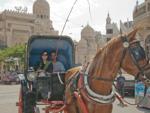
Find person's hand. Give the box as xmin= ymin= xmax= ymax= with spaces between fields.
xmin=37 ymin=69 xmax=44 ymax=73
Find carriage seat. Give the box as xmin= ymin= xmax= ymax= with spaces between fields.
xmin=36 ymin=72 xmax=65 ymax=101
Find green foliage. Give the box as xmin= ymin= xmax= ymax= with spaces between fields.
xmin=0 ymin=45 xmax=25 ymax=62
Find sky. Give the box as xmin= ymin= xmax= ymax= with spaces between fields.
xmin=0 ymin=0 xmax=145 ymax=41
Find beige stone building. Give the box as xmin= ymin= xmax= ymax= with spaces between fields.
xmin=75 ymin=0 xmax=150 ymax=64
xmin=105 ymin=13 xmax=120 ymax=40
xmin=76 ymin=25 xmax=98 ymax=64
xmin=75 ymin=14 xmax=121 ymax=64
xmin=133 ymin=0 xmax=150 ymax=57
xmin=75 ymin=24 xmax=108 ymax=64
xmin=0 ymin=0 xmax=58 ymax=47
xmin=0 ymin=0 xmax=149 ymax=65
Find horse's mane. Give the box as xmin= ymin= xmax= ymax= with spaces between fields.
xmin=88 ymin=28 xmax=139 ymax=75
xmin=89 ymin=35 xmax=121 ymax=74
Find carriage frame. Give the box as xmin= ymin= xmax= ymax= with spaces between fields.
xmin=17 ymin=35 xmax=75 ymax=113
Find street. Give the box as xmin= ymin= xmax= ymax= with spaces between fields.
xmin=0 ymin=85 xmax=150 ymax=113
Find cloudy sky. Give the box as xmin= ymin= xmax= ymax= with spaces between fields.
xmin=0 ymin=0 xmax=145 ymax=41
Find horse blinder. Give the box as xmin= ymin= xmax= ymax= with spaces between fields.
xmin=130 ymin=42 xmax=146 ymax=61
xmin=130 ymin=42 xmax=150 ymax=85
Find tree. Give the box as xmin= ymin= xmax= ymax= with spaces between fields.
xmin=0 ymin=45 xmax=25 ymax=72
xmin=0 ymin=45 xmax=25 ymax=61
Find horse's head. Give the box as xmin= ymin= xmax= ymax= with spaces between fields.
xmin=120 ymin=29 xmax=150 ymax=86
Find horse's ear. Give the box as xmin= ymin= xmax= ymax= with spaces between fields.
xmin=127 ymin=28 xmax=138 ymax=42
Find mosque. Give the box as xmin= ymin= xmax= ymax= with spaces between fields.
xmin=0 ymin=0 xmax=58 ymax=47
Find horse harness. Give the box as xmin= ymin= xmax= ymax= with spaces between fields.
xmin=67 ymin=64 xmax=116 ymax=105
xmin=82 ymin=36 xmax=150 ymax=104
xmin=68 ymin=35 xmax=150 ymax=106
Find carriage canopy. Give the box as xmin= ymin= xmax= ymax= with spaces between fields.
xmin=26 ymin=35 xmax=75 ymax=71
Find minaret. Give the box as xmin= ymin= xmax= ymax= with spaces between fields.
xmin=106 ymin=13 xmax=111 ymax=25
xmin=136 ymin=0 xmax=139 ymax=6
xmin=33 ymin=0 xmax=50 ymax=19
xmin=33 ymin=0 xmax=58 ymax=35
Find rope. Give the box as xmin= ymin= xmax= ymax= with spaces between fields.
xmin=60 ymin=0 xmax=78 ymax=36
xmin=86 ymin=0 xmax=92 ymax=22
xmin=56 ymin=0 xmax=78 ymax=56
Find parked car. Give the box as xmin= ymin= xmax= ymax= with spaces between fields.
xmin=1 ymin=72 xmax=20 ymax=84
xmin=124 ymin=79 xmax=135 ymax=97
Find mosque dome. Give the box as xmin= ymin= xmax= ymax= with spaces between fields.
xmin=81 ymin=24 xmax=95 ymax=38
xmin=33 ymin=0 xmax=50 ymax=19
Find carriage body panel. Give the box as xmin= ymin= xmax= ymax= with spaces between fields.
xmin=18 ymin=35 xmax=75 ymax=113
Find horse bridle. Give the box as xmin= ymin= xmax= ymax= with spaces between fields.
xmin=81 ymin=35 xmax=150 ymax=105
xmin=86 ymin=36 xmax=150 ymax=83
xmin=120 ymin=36 xmax=150 ymax=84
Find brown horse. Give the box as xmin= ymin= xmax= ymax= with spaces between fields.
xmin=64 ymin=29 xmax=150 ymax=113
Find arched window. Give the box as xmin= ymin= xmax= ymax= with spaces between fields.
xmin=145 ymin=34 xmax=150 ymax=59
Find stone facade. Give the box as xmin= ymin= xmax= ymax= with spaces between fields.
xmin=75 ymin=25 xmax=107 ymax=64
xmin=0 ymin=0 xmax=149 ymax=65
xmin=105 ymin=13 xmax=120 ymax=40
xmin=0 ymin=0 xmax=58 ymax=47
xmin=133 ymin=0 xmax=150 ymax=50
xmin=76 ymin=0 xmax=150 ymax=65
xmin=75 ymin=12 xmax=137 ymax=64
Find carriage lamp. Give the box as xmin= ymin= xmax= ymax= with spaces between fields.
xmin=123 ymin=42 xmax=129 ymax=48
xmin=27 ymin=71 xmax=36 ymax=81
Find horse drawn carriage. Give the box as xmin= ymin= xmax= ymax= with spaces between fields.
xmin=17 ymin=29 xmax=150 ymax=113
xmin=17 ymin=35 xmax=75 ymax=113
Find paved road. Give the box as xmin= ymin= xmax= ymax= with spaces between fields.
xmin=113 ymin=98 xmax=150 ymax=113
xmin=0 ymin=85 xmax=150 ymax=113
xmin=0 ymin=85 xmax=19 ymax=113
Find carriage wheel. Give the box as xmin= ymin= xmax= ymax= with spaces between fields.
xmin=18 ymin=87 xmax=23 ymax=113
xmin=18 ymin=82 xmax=36 ymax=113
xmin=23 ymin=91 xmax=36 ymax=113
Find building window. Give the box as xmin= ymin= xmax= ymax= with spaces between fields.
xmin=41 ymin=15 xmax=43 ymax=19
xmin=107 ymin=29 xmax=113 ymax=34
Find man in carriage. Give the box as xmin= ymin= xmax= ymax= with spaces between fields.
xmin=50 ymin=50 xmax=65 ymax=73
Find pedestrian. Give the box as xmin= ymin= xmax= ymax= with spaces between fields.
xmin=117 ymin=72 xmax=125 ymax=98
